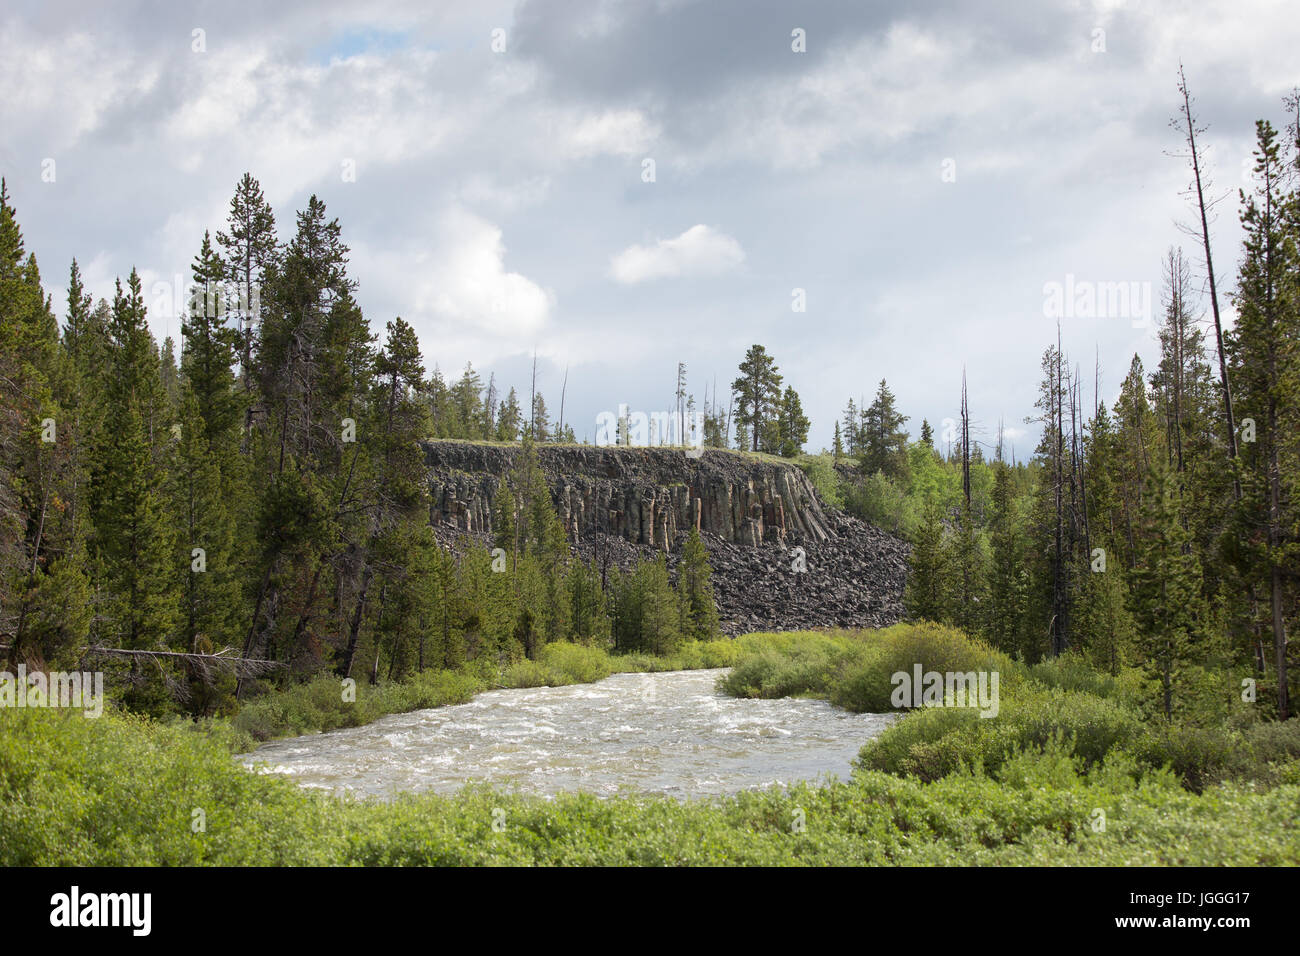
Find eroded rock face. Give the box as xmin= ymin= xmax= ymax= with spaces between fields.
xmin=424 ymin=443 xmax=834 ymax=548
xmin=422 ymin=441 xmax=908 ymax=635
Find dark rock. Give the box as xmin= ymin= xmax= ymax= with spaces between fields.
xmin=422 ymin=441 xmax=908 ymax=636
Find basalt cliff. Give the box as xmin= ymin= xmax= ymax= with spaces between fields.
xmin=423 ymin=441 xmax=908 ymax=636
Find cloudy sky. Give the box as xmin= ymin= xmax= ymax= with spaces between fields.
xmin=2 ymin=0 xmax=1297 ymax=457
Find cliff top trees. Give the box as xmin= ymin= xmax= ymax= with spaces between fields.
xmin=449 ymin=363 xmax=486 ymax=439
xmin=496 ymin=387 xmax=523 ymax=442
xmin=861 ymin=379 xmax=909 ymax=479
xmin=776 ymin=386 xmax=809 ymax=458
xmin=842 ymin=398 xmax=861 ymax=455
xmin=732 ymin=344 xmax=782 ymax=452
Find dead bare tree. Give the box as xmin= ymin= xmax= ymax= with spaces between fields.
xmin=1172 ymin=65 xmax=1240 ymax=497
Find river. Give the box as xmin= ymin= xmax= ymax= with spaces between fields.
xmin=244 ymin=668 xmax=895 ymax=800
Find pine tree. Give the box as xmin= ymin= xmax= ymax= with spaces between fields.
xmin=90 ymin=272 xmax=180 ymax=705
xmin=732 ymin=345 xmax=783 ymax=452
xmin=841 ymin=398 xmax=861 ymax=455
xmin=568 ymin=557 xmax=610 ymax=645
xmin=1128 ymin=466 xmax=1205 ymax=719
xmin=905 ymin=494 xmax=948 ymax=622
xmin=861 ymin=380 xmax=909 ymax=479
xmin=776 ymin=386 xmax=810 ymax=458
xmin=1073 ymin=560 xmax=1134 ymax=676
xmin=216 ymin=173 xmax=277 ymax=396
xmin=172 ymin=388 xmax=241 ymax=710
xmin=496 ymin=387 xmax=523 ymax=442
xmin=0 ymin=183 xmax=88 ymax=669
xmin=985 ymin=464 xmax=1028 ymax=657
xmin=183 ymin=231 xmax=241 ymax=448
xmin=450 ymin=363 xmax=485 ymax=439
xmin=1113 ymin=355 xmax=1159 ymax=570
xmin=677 ymin=528 xmax=720 ymax=640
xmin=158 ymin=337 xmax=181 ymax=414
xmin=946 ymin=501 xmax=984 ymax=637
xmin=257 ymin=194 xmax=355 ymax=468
xmin=640 ymin=556 xmax=682 ymax=656
xmin=530 ymin=392 xmax=551 ymax=442
xmin=493 ymin=437 xmax=569 ymax=656
xmin=1228 ymin=119 xmax=1296 ymax=718
xmin=338 ymin=316 xmax=426 ymax=677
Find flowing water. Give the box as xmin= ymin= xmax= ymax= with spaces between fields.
xmin=244 ymin=669 xmax=895 ymax=800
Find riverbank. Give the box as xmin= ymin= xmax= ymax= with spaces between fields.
xmin=725 ymin=623 xmax=1300 ymax=791
xmin=2 ymin=697 xmax=1296 ymax=865
xmin=3 ymin=624 xmax=1298 ymax=865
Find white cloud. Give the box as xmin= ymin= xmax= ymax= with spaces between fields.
xmin=609 ymin=224 xmax=744 ymax=283
xmin=353 ymin=205 xmax=553 ymax=365
xmin=561 ymin=108 xmax=659 ymax=158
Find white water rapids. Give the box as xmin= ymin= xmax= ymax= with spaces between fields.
xmin=244 ymin=668 xmax=895 ymax=800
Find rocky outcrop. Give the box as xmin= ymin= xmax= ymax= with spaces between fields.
xmin=424 ymin=443 xmax=834 ymax=550
xmin=422 ymin=441 xmax=908 ymax=635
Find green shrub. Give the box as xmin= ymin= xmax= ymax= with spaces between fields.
xmin=857 ymin=685 xmax=1146 ymax=781
xmin=231 ymin=669 xmax=486 ymax=744
xmin=694 ymin=638 xmax=743 ymax=668
xmin=718 ymin=632 xmax=862 ymax=700
xmin=1134 ymin=724 xmax=1238 ymax=792
xmin=830 ymin=622 xmax=1018 ymax=713
xmin=539 ymin=642 xmax=613 ymax=684
xmin=3 ymin=705 xmax=1298 ymax=866
xmin=796 ymin=454 xmax=845 ymax=510
xmin=843 ymin=470 xmax=908 ymax=534
xmin=1028 ymin=654 xmax=1121 ymax=699
xmin=1241 ymin=719 xmax=1300 ymax=765
xmin=612 ymin=638 xmax=740 ymax=672
xmin=719 ymin=625 xmax=1300 ymax=796
xmin=502 ymin=660 xmax=553 ymax=688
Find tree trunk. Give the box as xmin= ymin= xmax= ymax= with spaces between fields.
xmin=1178 ymin=67 xmax=1240 ymax=496
xmin=339 ymin=562 xmax=373 ymax=678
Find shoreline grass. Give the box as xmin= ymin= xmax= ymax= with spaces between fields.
xmin=2 ymin=700 xmax=1296 ymax=866
xmin=4 ymin=623 xmax=1297 ymax=866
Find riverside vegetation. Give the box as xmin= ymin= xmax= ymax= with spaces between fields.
xmin=2 ymin=624 xmax=1297 ymax=866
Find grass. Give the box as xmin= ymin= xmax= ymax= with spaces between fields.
xmin=4 ymin=623 xmax=1297 ymax=866
xmin=719 ymin=622 xmax=1300 ymax=793
xmin=2 ymin=702 xmax=1296 ymax=865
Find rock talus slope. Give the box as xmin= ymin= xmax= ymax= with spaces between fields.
xmin=423 ymin=441 xmax=908 ymax=635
